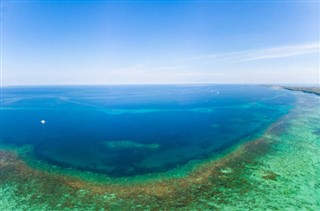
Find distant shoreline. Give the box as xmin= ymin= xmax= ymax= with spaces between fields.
xmin=280 ymin=86 xmax=320 ymax=96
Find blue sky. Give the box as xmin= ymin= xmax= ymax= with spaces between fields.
xmin=1 ymin=1 xmax=319 ymax=85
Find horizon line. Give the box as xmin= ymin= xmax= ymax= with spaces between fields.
xmin=2 ymin=82 xmax=319 ymax=88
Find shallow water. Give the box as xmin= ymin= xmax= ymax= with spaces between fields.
xmin=1 ymin=85 xmax=294 ymax=177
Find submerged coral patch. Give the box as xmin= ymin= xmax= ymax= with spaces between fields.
xmin=261 ymin=171 xmax=280 ymax=181
xmin=104 ymin=140 xmax=160 ymax=150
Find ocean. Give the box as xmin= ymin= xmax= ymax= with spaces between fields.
xmin=1 ymin=85 xmax=295 ymax=177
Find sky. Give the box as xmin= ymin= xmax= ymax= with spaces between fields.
xmin=1 ymin=1 xmax=319 ymax=85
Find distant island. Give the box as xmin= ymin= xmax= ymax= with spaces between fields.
xmin=281 ymin=86 xmax=320 ymax=96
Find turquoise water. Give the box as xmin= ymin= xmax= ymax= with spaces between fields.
xmin=1 ymin=85 xmax=294 ymax=177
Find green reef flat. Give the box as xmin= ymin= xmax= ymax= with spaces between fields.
xmin=1 ymin=92 xmax=319 ymax=210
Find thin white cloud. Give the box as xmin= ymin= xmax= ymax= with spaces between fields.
xmin=186 ymin=42 xmax=319 ymax=63
xmin=237 ymin=42 xmax=319 ymax=61
xmin=89 ymin=42 xmax=318 ymax=85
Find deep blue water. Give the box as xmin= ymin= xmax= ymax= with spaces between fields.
xmin=1 ymin=85 xmax=295 ymax=177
